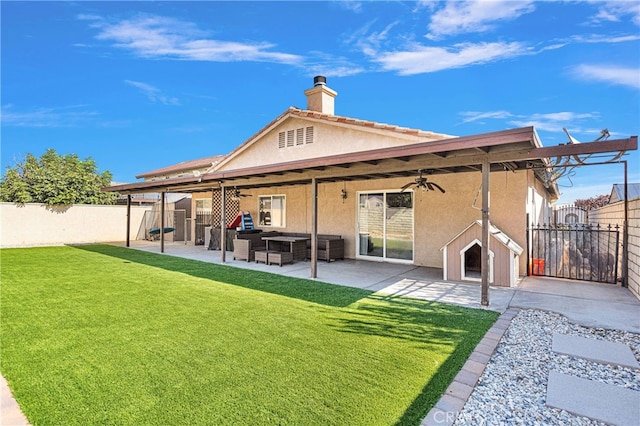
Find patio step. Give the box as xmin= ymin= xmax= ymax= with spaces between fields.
xmin=552 ymin=333 xmax=640 ymax=369
xmin=546 ymin=371 xmax=640 ymax=426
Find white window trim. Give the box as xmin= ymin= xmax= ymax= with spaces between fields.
xmin=459 ymin=239 xmax=494 ymax=283
xmin=355 ymin=189 xmax=414 ymax=264
xmin=258 ymin=194 xmax=286 ymax=228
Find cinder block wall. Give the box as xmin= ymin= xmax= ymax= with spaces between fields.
xmin=0 ymin=203 xmax=150 ymax=248
xmin=589 ymin=198 xmax=640 ymax=299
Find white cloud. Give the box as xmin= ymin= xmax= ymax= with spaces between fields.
xmin=508 ymin=112 xmax=599 ymax=133
xmin=426 ymin=0 xmax=536 ymax=39
xmin=459 ymin=109 xmax=603 ymax=136
xmin=570 ymin=64 xmax=640 ymax=89
xmin=459 ymin=110 xmax=513 ymax=124
xmin=1 ymin=104 xmax=99 ymax=127
xmin=571 ymin=34 xmax=640 ymax=44
xmin=124 ymin=80 xmax=180 ymax=105
xmin=374 ymin=41 xmax=527 ymax=75
xmin=84 ymin=14 xmax=302 ymax=65
xmin=587 ymin=1 xmax=640 ymax=26
xmin=335 ymin=1 xmax=363 ymax=13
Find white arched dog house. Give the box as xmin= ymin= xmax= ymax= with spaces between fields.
xmin=441 ymin=220 xmax=523 ymax=287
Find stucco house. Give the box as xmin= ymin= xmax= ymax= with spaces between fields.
xmin=107 ymin=77 xmax=637 ymax=290
xmin=113 ymin=76 xmax=573 ymax=287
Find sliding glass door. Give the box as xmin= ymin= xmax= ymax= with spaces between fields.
xmin=357 ymin=191 xmax=413 ymax=262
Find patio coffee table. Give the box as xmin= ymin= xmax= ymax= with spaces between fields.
xmin=262 ymin=236 xmax=310 ymax=261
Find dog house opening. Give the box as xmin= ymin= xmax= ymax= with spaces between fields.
xmin=465 ymin=243 xmax=482 ymax=279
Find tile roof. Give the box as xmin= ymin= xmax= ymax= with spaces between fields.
xmin=213 ymin=106 xmax=454 ymax=172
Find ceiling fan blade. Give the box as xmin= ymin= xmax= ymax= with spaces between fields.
xmin=400 ymin=182 xmax=415 ymax=192
xmin=431 ymin=182 xmax=446 ymax=193
xmin=426 ymin=182 xmax=435 ymax=191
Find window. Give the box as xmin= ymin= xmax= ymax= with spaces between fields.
xmin=357 ymin=191 xmax=413 ymax=262
xmin=259 ymin=195 xmax=286 ymax=227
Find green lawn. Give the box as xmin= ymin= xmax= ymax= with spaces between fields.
xmin=0 ymin=245 xmax=498 ymax=425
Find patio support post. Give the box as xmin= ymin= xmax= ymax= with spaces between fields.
xmin=623 ymin=161 xmax=628 ymax=287
xmin=221 ymin=184 xmax=227 ymax=263
xmin=481 ymin=158 xmax=490 ymax=306
xmin=126 ymin=194 xmax=131 ymax=247
xmin=311 ymin=177 xmax=318 ymax=278
xmin=160 ymin=191 xmax=165 ymax=254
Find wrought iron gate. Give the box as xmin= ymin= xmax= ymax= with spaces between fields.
xmin=195 ymin=212 xmax=212 ymax=245
xmin=528 ymin=223 xmax=620 ymax=284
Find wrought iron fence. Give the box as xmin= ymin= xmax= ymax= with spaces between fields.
xmin=529 ymin=223 xmax=619 ymax=284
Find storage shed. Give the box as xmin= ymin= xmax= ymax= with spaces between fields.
xmin=441 ymin=220 xmax=523 ymax=287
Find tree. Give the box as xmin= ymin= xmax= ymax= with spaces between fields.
xmin=0 ymin=149 xmax=118 ymax=205
xmin=574 ymin=194 xmax=610 ymax=211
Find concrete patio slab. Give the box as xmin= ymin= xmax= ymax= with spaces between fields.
xmin=509 ymin=289 xmax=640 ymax=333
xmin=376 ymin=279 xmax=514 ymax=313
xmin=546 ymin=371 xmax=640 ymax=426
xmin=1 ymin=375 xmax=29 ymax=426
xmin=553 ymin=333 xmax=640 ymax=369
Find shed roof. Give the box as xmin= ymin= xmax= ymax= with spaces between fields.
xmin=610 ymin=183 xmax=640 ymax=203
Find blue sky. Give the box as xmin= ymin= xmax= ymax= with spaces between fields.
xmin=2 ymin=1 xmax=638 ymax=203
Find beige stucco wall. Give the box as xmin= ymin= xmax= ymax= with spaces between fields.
xmin=217 ymin=117 xmax=439 ymax=171
xmin=589 ymin=197 xmax=640 ymax=299
xmin=234 ymin=168 xmax=535 ymax=276
xmin=0 ymin=203 xmax=150 ymax=248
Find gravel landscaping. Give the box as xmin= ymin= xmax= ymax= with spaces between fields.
xmin=455 ymin=309 xmax=640 ymax=425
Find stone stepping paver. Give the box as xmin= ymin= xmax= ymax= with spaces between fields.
xmin=546 ymin=371 xmax=640 ymax=426
xmin=552 ymin=333 xmax=640 ymax=369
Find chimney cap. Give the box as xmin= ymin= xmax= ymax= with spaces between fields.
xmin=313 ymin=75 xmax=327 ymax=86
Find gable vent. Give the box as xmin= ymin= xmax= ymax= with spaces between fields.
xmin=277 ymin=126 xmax=315 ymax=149
xmin=287 ymin=130 xmax=295 ymax=147
xmin=296 ymin=128 xmax=304 ymax=145
xmin=305 ymin=126 xmax=314 ymax=144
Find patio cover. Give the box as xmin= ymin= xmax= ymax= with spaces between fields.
xmin=105 ymin=126 xmax=637 ymax=306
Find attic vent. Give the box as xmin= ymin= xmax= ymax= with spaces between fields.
xmin=277 ymin=126 xmax=315 ymax=149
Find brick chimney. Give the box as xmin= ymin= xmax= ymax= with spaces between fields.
xmin=304 ymin=76 xmax=337 ymax=115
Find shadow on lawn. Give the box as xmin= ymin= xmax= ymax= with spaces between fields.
xmin=330 ymin=294 xmax=499 ymax=425
xmin=72 ymin=244 xmax=370 ymax=308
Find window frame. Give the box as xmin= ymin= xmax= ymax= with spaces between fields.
xmin=258 ymin=194 xmax=286 ymax=228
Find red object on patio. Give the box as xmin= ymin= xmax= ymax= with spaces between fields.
xmin=531 ymin=258 xmax=545 ymax=275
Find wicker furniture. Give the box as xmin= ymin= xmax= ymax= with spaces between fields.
xmin=254 ymin=250 xmax=270 ymax=264
xmin=311 ymin=235 xmax=345 ymax=262
xmin=267 ymin=251 xmax=293 ymax=267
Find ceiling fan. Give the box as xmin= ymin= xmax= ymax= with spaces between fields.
xmin=231 ymin=187 xmax=252 ymax=198
xmin=400 ymin=170 xmax=445 ymax=193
